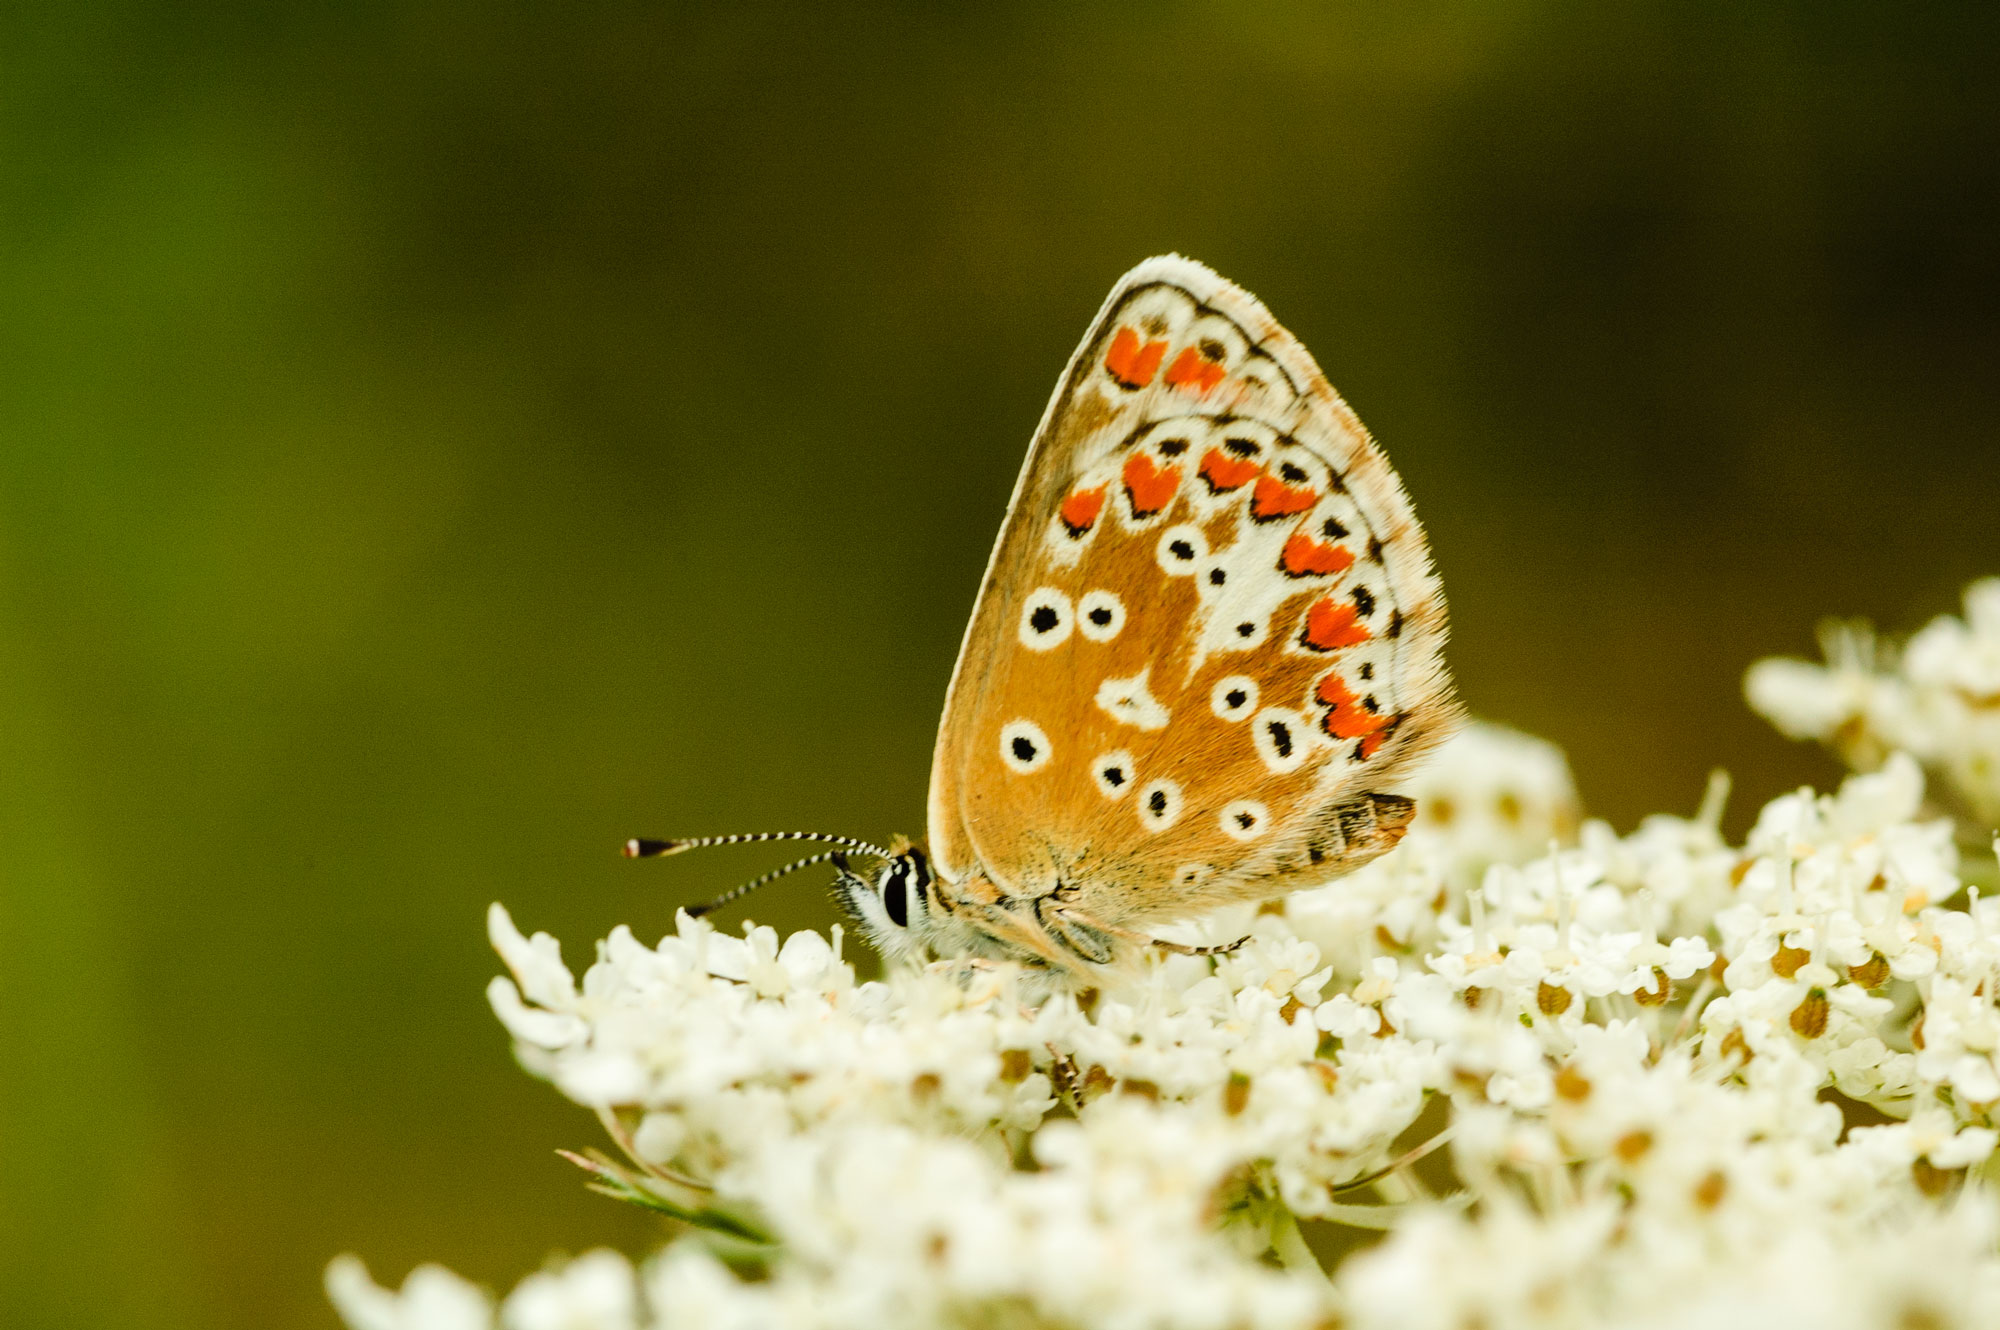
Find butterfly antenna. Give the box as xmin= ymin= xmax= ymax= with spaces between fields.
xmin=623 ymin=830 xmax=896 ymax=861
xmin=623 ymin=831 xmax=898 ymax=920
xmin=681 ymin=850 xmax=852 ymax=919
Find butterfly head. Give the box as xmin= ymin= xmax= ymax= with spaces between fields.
xmin=830 ymin=844 xmax=938 ymax=961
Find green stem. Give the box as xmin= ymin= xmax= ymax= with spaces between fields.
xmin=1267 ymin=1205 xmax=1330 ymax=1286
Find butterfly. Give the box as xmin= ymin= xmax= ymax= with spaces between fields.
xmin=630 ymin=256 xmax=1457 ymax=979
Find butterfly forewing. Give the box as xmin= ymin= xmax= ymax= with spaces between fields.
xmin=927 ymin=257 xmax=1453 ymax=931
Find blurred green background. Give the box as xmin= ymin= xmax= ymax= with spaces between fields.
xmin=3 ymin=2 xmax=1996 ymax=1325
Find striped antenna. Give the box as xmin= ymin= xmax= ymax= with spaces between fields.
xmin=623 ymin=830 xmax=898 ymax=920
xmin=681 ymin=850 xmax=852 ymax=918
xmin=623 ymin=830 xmax=896 ymax=861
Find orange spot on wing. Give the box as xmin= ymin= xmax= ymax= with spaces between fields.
xmin=1315 ymin=672 xmax=1391 ymax=744
xmin=1104 ymin=326 xmax=1167 ymax=389
xmin=1302 ymin=597 xmax=1372 ymax=652
xmin=1198 ymin=448 xmax=1261 ymax=492
xmin=1121 ymin=453 xmax=1180 ymax=518
xmin=1281 ymin=531 xmax=1355 ymax=578
xmin=1250 ymin=473 xmax=1319 ymax=521
xmin=1060 ymin=484 xmax=1107 ymax=536
xmin=1163 ymin=346 xmax=1226 ymax=393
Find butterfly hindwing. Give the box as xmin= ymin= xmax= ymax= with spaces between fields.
xmin=927 ymin=257 xmax=1454 ymax=932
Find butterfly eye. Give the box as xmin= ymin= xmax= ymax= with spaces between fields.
xmin=1252 ymin=707 xmax=1310 ymax=774
xmin=1154 ymin=523 xmax=1208 ymax=575
xmin=1017 ymin=588 xmax=1073 ymax=650
xmin=1210 ymin=675 xmax=1260 ymax=721
xmin=1092 ymin=750 xmax=1136 ymax=800
xmin=1076 ymin=590 xmax=1126 ymax=642
xmin=1219 ymin=800 xmax=1271 ymax=841
xmin=880 ymin=860 xmax=910 ymax=928
xmin=999 ymin=719 xmax=1052 ymax=774
xmin=1136 ymin=778 xmax=1184 ymax=832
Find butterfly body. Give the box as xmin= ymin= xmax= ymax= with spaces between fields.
xmin=832 ymin=256 xmax=1457 ymax=977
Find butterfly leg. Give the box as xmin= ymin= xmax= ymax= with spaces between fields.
xmin=1051 ymin=907 xmax=1249 ymax=961
xmin=921 ymin=954 xmax=1014 ymax=1003
xmin=1149 ymin=935 xmax=1250 ymax=958
xmin=956 ymin=896 xmax=1089 ymax=973
xmin=1039 ymin=906 xmax=1117 ymax=966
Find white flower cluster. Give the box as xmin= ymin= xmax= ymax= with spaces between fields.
xmin=1747 ymin=576 xmax=2000 ymax=823
xmin=332 ymin=694 xmax=2000 ymax=1329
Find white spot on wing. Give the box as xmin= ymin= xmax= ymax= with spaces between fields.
xmin=1235 ymin=358 xmax=1290 ymax=400
xmin=1096 ymin=668 xmax=1171 ymax=731
xmin=1137 ymin=778 xmax=1184 ymax=832
xmin=1155 ymin=523 xmax=1207 ymax=574
xmin=1210 ymin=675 xmax=1259 ymax=721
xmin=1092 ymin=750 xmax=1136 ymax=800
xmin=999 ymin=719 xmax=1052 ymax=774
xmin=1042 ymin=511 xmax=1093 ymax=568
xmin=1221 ymin=613 xmax=1268 ymax=650
xmin=1252 ymin=706 xmax=1309 ymax=773
xmin=1077 ymin=589 xmax=1126 ymax=642
xmin=1018 ymin=588 xmax=1073 ymax=650
xmin=1266 ymin=448 xmax=1326 ymax=494
xmin=1220 ymin=799 xmax=1271 ymax=841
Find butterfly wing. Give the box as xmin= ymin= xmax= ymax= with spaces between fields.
xmin=926 ymin=256 xmax=1455 ymax=931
